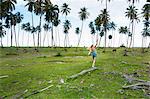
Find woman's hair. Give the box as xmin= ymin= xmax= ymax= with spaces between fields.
xmin=90 ymin=44 xmax=94 ymax=48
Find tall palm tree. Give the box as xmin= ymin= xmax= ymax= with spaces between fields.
xmin=89 ymin=21 xmax=96 ymax=44
xmin=118 ymin=26 xmax=129 ymax=47
xmin=2 ymin=0 xmax=17 ymax=12
xmin=53 ymin=19 xmax=60 ymax=47
xmin=125 ymin=5 xmax=139 ymax=48
xmin=34 ymin=0 xmax=45 ymax=47
xmin=77 ymin=7 xmax=89 ymax=47
xmin=5 ymin=12 xmax=13 ymax=47
xmin=100 ymin=9 xmax=110 ymax=49
xmin=141 ymin=28 xmax=150 ymax=48
xmin=109 ymin=21 xmax=116 ymax=47
xmin=16 ymin=12 xmax=23 ymax=47
xmin=99 ymin=30 xmax=104 ymax=47
xmin=108 ymin=35 xmax=112 ymax=47
xmin=142 ymin=2 xmax=150 ymax=49
xmin=25 ymin=0 xmax=35 ymax=27
xmin=22 ymin=22 xmax=31 ymax=46
xmin=75 ymin=27 xmax=80 ymax=46
xmin=61 ymin=3 xmax=71 ymax=20
xmin=43 ymin=23 xmax=51 ymax=46
xmin=63 ymin=20 xmax=71 ymax=47
xmin=0 ymin=22 xmax=6 ymax=47
xmin=21 ymin=23 xmax=26 ymax=46
xmin=127 ymin=0 xmax=139 ymax=5
xmin=44 ymin=3 xmax=59 ymax=47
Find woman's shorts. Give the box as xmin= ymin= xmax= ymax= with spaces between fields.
xmin=91 ymin=52 xmax=97 ymax=58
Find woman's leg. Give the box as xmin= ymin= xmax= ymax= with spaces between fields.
xmin=92 ymin=57 xmax=96 ymax=67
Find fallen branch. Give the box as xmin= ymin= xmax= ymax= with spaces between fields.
xmin=68 ymin=67 xmax=98 ymax=79
xmin=122 ymin=74 xmax=150 ymax=96
xmin=123 ymin=81 xmax=150 ymax=90
xmin=0 ymin=75 xmax=8 ymax=79
xmin=25 ymin=85 xmax=53 ymax=98
xmin=123 ymin=74 xmax=147 ymax=83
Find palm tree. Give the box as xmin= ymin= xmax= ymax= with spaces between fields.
xmin=108 ymin=35 xmax=112 ymax=47
xmin=44 ymin=3 xmax=59 ymax=47
xmin=89 ymin=21 xmax=96 ymax=44
xmin=0 ymin=22 xmax=6 ymax=47
xmin=2 ymin=0 xmax=17 ymax=12
xmin=61 ymin=3 xmax=71 ymax=20
xmin=100 ymin=9 xmax=110 ymax=49
xmin=125 ymin=5 xmax=139 ymax=48
xmin=118 ymin=26 xmax=129 ymax=47
xmin=16 ymin=12 xmax=23 ymax=47
xmin=127 ymin=0 xmax=139 ymax=5
xmin=99 ymin=30 xmax=104 ymax=47
xmin=22 ymin=22 xmax=31 ymax=46
xmin=53 ymin=19 xmax=60 ymax=47
xmin=97 ymin=0 xmax=111 ymax=10
xmin=21 ymin=23 xmax=26 ymax=46
xmin=25 ymin=0 xmax=35 ymax=27
xmin=43 ymin=23 xmax=51 ymax=46
xmin=34 ymin=0 xmax=45 ymax=47
xmin=5 ymin=12 xmax=14 ymax=47
xmin=142 ymin=2 xmax=150 ymax=48
xmin=109 ymin=21 xmax=116 ymax=47
xmin=63 ymin=20 xmax=71 ymax=47
xmin=75 ymin=27 xmax=80 ymax=46
xmin=141 ymin=28 xmax=150 ymax=49
xmin=77 ymin=7 xmax=89 ymax=47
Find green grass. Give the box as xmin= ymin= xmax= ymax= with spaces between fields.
xmin=0 ymin=47 xmax=150 ymax=98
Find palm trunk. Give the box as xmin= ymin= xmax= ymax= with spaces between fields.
xmin=98 ymin=36 xmax=102 ymax=47
xmin=77 ymin=21 xmax=84 ymax=47
xmin=64 ymin=34 xmax=67 ymax=47
xmin=58 ymin=28 xmax=60 ymax=47
xmin=22 ymin=31 xmax=24 ymax=46
xmin=67 ymin=34 xmax=70 ymax=47
xmin=17 ymin=24 xmax=20 ymax=47
xmin=129 ymin=21 xmax=134 ymax=48
xmin=126 ymin=35 xmax=129 ymax=48
xmin=7 ymin=29 xmax=9 ymax=46
xmin=47 ymin=30 xmax=50 ymax=47
xmin=1 ymin=37 xmax=3 ymax=47
xmin=14 ymin=26 xmax=17 ymax=47
xmin=51 ymin=24 xmax=54 ymax=47
xmin=132 ymin=20 xmax=135 ymax=48
xmin=10 ymin=26 xmax=13 ymax=47
xmin=33 ymin=33 xmax=36 ymax=47
xmin=92 ymin=35 xmax=94 ymax=44
xmin=27 ymin=32 xmax=29 ymax=47
xmin=43 ymin=31 xmax=47 ymax=47
xmin=104 ymin=27 xmax=107 ymax=51
xmin=113 ymin=31 xmax=115 ymax=48
xmin=37 ymin=15 xmax=42 ymax=47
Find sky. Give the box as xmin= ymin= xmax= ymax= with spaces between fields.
xmin=2 ymin=0 xmax=149 ymax=47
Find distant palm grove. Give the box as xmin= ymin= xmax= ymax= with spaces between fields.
xmin=0 ymin=0 xmax=150 ymax=48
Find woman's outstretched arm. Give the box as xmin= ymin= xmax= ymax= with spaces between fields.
xmin=95 ymin=39 xmax=98 ymax=47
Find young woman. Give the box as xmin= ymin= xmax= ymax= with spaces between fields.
xmin=88 ymin=39 xmax=98 ymax=67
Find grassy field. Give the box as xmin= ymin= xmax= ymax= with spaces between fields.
xmin=0 ymin=47 xmax=150 ymax=99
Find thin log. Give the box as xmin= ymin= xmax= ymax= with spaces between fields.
xmin=123 ymin=74 xmax=147 ymax=83
xmin=0 ymin=75 xmax=8 ymax=79
xmin=25 ymin=85 xmax=53 ymax=98
xmin=122 ymin=81 xmax=150 ymax=90
xmin=68 ymin=67 xmax=98 ymax=79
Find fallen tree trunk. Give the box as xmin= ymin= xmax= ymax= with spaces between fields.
xmin=25 ymin=85 xmax=53 ymax=98
xmin=68 ymin=67 xmax=98 ymax=79
xmin=123 ymin=81 xmax=150 ymax=90
xmin=123 ymin=74 xmax=147 ymax=84
xmin=0 ymin=75 xmax=8 ymax=79
xmin=122 ymin=74 xmax=150 ymax=97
